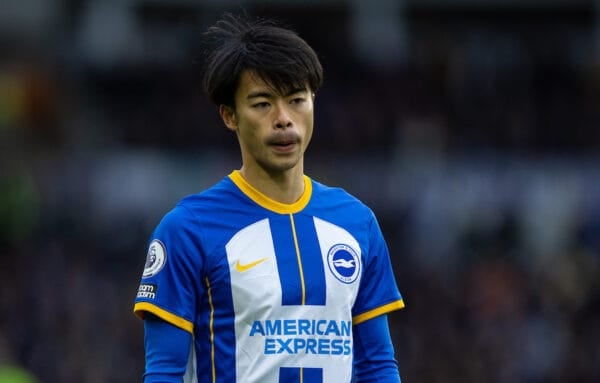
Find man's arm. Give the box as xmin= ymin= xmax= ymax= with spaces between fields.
xmin=353 ymin=314 xmax=401 ymax=383
xmin=143 ymin=314 xmax=192 ymax=383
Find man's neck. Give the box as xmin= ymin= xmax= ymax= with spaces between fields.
xmin=238 ymin=166 xmax=305 ymax=205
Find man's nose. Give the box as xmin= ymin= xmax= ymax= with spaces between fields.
xmin=273 ymin=103 xmax=293 ymax=129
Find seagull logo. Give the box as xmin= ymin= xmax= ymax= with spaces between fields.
xmin=327 ymin=244 xmax=360 ymax=284
xmin=333 ymin=259 xmax=355 ymax=268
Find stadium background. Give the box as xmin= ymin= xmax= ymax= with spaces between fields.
xmin=1 ymin=0 xmax=599 ymax=382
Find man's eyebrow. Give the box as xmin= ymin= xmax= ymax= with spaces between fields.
xmin=247 ymin=91 xmax=272 ymax=100
xmin=285 ymin=87 xmax=308 ymax=96
xmin=246 ymin=87 xmax=308 ymax=100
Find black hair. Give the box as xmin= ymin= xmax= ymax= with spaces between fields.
xmin=201 ymin=13 xmax=323 ymax=107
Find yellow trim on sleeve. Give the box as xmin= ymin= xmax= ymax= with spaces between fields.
xmin=133 ymin=302 xmax=194 ymax=334
xmin=228 ymin=170 xmax=312 ymax=214
xmin=353 ymin=299 xmax=405 ymax=325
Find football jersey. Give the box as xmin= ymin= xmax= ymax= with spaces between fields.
xmin=133 ymin=170 xmax=404 ymax=383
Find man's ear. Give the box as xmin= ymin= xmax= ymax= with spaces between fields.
xmin=219 ymin=104 xmax=237 ymax=131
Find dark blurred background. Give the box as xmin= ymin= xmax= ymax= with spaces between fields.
xmin=1 ymin=0 xmax=600 ymax=382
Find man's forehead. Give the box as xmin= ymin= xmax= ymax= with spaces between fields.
xmin=239 ymin=70 xmax=309 ymax=96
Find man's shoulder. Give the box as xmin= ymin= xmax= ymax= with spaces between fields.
xmin=176 ymin=175 xmax=238 ymax=209
xmin=311 ymin=179 xmax=368 ymax=205
xmin=157 ymin=176 xmax=239 ymax=224
xmin=309 ymin=178 xmax=374 ymax=218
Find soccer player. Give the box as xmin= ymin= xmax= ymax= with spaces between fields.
xmin=133 ymin=13 xmax=405 ymax=383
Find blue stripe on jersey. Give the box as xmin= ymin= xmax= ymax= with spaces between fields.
xmin=200 ymin=274 xmax=236 ymax=383
xmin=279 ymin=367 xmax=323 ymax=383
xmin=279 ymin=367 xmax=300 ymax=382
xmin=293 ymin=214 xmax=326 ymax=306
xmin=270 ymin=214 xmax=326 ymax=306
xmin=271 ymin=215 xmax=303 ymax=305
xmin=303 ymin=367 xmax=324 ymax=382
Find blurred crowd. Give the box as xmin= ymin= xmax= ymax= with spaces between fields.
xmin=1 ymin=1 xmax=600 ymax=382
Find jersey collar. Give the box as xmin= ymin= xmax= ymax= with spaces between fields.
xmin=228 ymin=170 xmax=312 ymax=214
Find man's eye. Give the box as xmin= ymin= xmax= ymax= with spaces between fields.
xmin=253 ymin=102 xmax=269 ymax=109
xmin=290 ymin=98 xmax=305 ymax=104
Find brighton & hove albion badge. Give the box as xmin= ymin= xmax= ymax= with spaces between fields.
xmin=327 ymin=244 xmax=361 ymax=284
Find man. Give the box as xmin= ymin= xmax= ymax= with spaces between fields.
xmin=133 ymin=14 xmax=405 ymax=383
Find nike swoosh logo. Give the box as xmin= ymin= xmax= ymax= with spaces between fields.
xmin=235 ymin=257 xmax=268 ymax=272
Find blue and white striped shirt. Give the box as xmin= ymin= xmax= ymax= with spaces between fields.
xmin=134 ymin=170 xmax=404 ymax=383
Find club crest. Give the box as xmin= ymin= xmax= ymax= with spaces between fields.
xmin=327 ymin=244 xmax=360 ymax=284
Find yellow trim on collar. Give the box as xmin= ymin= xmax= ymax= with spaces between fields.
xmin=228 ymin=170 xmax=312 ymax=214
xmin=353 ymin=299 xmax=405 ymax=325
xmin=133 ymin=302 xmax=194 ymax=334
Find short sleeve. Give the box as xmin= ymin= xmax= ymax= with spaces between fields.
xmin=352 ymin=214 xmax=404 ymax=325
xmin=133 ymin=205 xmax=203 ymax=333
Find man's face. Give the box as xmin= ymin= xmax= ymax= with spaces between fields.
xmin=220 ymin=70 xmax=314 ymax=175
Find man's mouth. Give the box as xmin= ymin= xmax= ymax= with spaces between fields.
xmin=269 ymin=134 xmax=299 ymax=147
xmin=270 ymin=138 xmax=298 ymax=152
